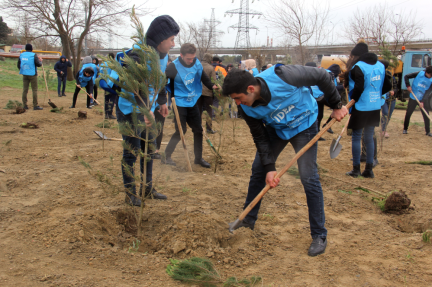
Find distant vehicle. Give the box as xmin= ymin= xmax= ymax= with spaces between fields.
xmin=10 ymin=44 xmax=25 ymax=53
xmin=0 ymin=49 xmax=4 ymax=53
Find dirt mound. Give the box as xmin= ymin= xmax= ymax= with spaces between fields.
xmin=384 ymin=191 xmax=411 ymax=213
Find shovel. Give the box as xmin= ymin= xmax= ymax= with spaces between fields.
xmin=410 ymin=91 xmax=432 ymax=122
xmin=229 ymin=99 xmax=355 ymax=233
xmin=329 ymin=115 xmax=351 ymax=159
xmin=75 ymin=83 xmax=101 ymax=105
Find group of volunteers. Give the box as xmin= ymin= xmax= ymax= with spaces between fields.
xmin=17 ymin=13 xmax=432 ymax=258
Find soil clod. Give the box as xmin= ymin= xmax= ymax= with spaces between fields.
xmin=78 ymin=111 xmax=87 ymax=119
xmin=15 ymin=106 xmax=26 ymax=114
xmin=384 ymin=191 xmax=411 ymax=213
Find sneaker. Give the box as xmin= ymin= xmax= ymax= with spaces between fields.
xmin=58 ymin=94 xmax=62 ymax=97
xmin=327 ymin=128 xmax=334 ymax=134
xmin=23 ymin=105 xmax=29 ymax=110
xmin=427 ymin=132 xmax=432 ymax=137
xmin=69 ymin=106 xmax=75 ymax=109
xmin=206 ymin=129 xmax=217 ymax=134
xmin=162 ymin=156 xmax=176 ymax=166
xmin=105 ymin=114 xmax=117 ymax=120
xmin=308 ymin=237 xmax=327 ymax=257
xmin=403 ymin=130 xmax=408 ymax=134
xmin=87 ymin=106 xmax=92 ymax=109
xmin=62 ymin=93 xmax=67 ymax=97
xmin=33 ymin=106 xmax=43 ymax=110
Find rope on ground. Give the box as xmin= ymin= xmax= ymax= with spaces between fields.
xmin=321 ymin=173 xmax=388 ymax=197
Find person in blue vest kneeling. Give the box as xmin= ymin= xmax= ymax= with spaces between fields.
xmin=344 ymin=42 xmax=391 ymax=178
xmin=17 ymin=44 xmax=43 ymax=110
xmin=222 ymin=65 xmax=347 ymax=256
xmin=403 ymin=66 xmax=432 ymax=136
xmin=163 ymin=43 xmax=218 ymax=168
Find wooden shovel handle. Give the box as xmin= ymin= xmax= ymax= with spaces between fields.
xmin=236 ymin=100 xmax=355 ymax=222
xmin=339 ymin=115 xmax=351 ymax=136
xmin=75 ymin=83 xmax=101 ymax=105
xmin=410 ymin=91 xmax=432 ymax=122
xmin=171 ymin=98 xmax=193 ymax=172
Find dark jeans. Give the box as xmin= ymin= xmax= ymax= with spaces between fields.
xmin=352 ymin=126 xmax=374 ymax=165
xmin=403 ymin=98 xmax=430 ymax=134
xmin=243 ymin=121 xmax=327 ymax=239
xmin=197 ymin=95 xmax=213 ymax=131
xmin=165 ymin=102 xmax=203 ymax=161
xmin=154 ymin=106 xmax=166 ymax=150
xmin=105 ymin=93 xmax=117 ymax=116
xmin=381 ymin=99 xmax=396 ymax=131
xmin=116 ymin=108 xmax=154 ymax=195
xmin=22 ymin=75 xmax=38 ymax=107
xmin=72 ymin=86 xmax=92 ymax=108
xmin=57 ymin=76 xmax=67 ymax=95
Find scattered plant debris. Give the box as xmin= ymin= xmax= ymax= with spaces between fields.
xmin=20 ymin=122 xmax=39 ymax=129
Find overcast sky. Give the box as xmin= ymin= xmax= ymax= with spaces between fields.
xmin=108 ymin=0 xmax=432 ymax=49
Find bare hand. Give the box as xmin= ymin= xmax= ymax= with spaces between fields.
xmin=420 ymin=102 xmax=424 ymax=109
xmin=66 ymin=59 xmax=69 ymax=62
xmin=158 ymin=104 xmax=169 ymax=117
xmin=89 ymin=93 xmax=93 ymax=99
xmin=77 ymin=84 xmax=81 ymax=89
xmin=39 ymin=57 xmax=43 ymax=62
xmin=331 ymin=106 xmax=349 ymax=122
xmin=407 ymin=86 xmax=412 ymax=93
xmin=60 ymin=71 xmax=64 ymax=74
xmin=212 ymin=85 xmax=219 ymax=90
xmin=390 ymin=91 xmax=394 ymax=96
xmin=266 ymin=171 xmax=280 ymax=189
xmin=144 ymin=111 xmax=155 ymax=127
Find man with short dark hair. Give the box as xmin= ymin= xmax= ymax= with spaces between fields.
xmin=223 ymin=65 xmax=347 ymax=256
xmin=212 ymin=56 xmax=227 ymax=78
xmin=17 ymin=44 xmax=43 ymax=110
xmin=163 ymin=43 xmax=218 ymax=168
xmin=403 ymin=65 xmax=432 ymax=136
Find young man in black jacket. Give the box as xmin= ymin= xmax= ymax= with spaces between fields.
xmin=163 ymin=43 xmax=217 ymax=168
xmin=223 ymin=65 xmax=347 ymax=256
xmin=54 ymin=55 xmax=72 ymax=97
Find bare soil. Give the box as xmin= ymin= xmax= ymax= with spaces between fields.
xmin=0 ymin=88 xmax=431 ymax=286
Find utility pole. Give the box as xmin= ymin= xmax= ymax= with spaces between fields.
xmin=203 ymin=8 xmax=224 ymax=48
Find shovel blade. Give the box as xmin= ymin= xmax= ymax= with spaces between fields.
xmin=228 ymin=219 xmax=241 ymax=234
xmin=329 ymin=139 xmax=343 ymax=159
xmin=94 ymin=130 xmax=109 ymax=140
xmin=48 ymin=101 xmax=57 ymax=109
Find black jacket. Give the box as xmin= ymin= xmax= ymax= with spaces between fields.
xmin=347 ymin=53 xmax=392 ymax=130
xmin=239 ymin=64 xmax=341 ymax=173
xmin=17 ymin=51 xmax=42 ymax=76
xmin=54 ymin=56 xmax=72 ymax=77
xmin=165 ymin=57 xmax=214 ymax=99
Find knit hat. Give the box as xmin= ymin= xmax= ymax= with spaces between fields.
xmin=327 ymin=64 xmax=341 ymax=77
xmin=213 ymin=56 xmax=221 ymax=62
xmin=25 ymin=44 xmax=33 ymax=51
xmin=351 ymin=43 xmax=368 ymax=56
xmin=146 ymin=15 xmax=180 ymax=47
xmin=305 ymin=62 xmax=317 ymax=67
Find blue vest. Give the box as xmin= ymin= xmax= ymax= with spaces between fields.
xmin=172 ymin=58 xmax=203 ymax=107
xmin=82 ymin=63 xmax=98 ymax=84
xmin=99 ymin=61 xmax=120 ymax=95
xmin=19 ymin=52 xmax=36 ymax=76
xmin=252 ymin=68 xmax=259 ymax=76
xmin=310 ymin=69 xmax=336 ymax=99
xmin=241 ymin=64 xmax=318 ymax=140
xmin=411 ymin=71 xmax=432 ymax=101
xmin=349 ymin=61 xmax=385 ymax=111
xmin=118 ymin=51 xmax=169 ymax=115
xmin=78 ymin=67 xmax=93 ymax=88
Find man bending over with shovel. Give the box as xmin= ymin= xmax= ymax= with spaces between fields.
xmin=223 ymin=65 xmax=347 ymax=256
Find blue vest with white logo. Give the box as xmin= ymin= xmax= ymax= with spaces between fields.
xmin=172 ymin=58 xmax=203 ymax=107
xmin=78 ymin=67 xmax=93 ymax=88
xmin=82 ymin=63 xmax=98 ymax=84
xmin=252 ymin=68 xmax=259 ymax=76
xmin=241 ymin=64 xmax=318 ymax=140
xmin=349 ymin=61 xmax=385 ymax=111
xmin=99 ymin=61 xmax=120 ymax=95
xmin=118 ymin=51 xmax=169 ymax=115
xmin=411 ymin=71 xmax=432 ymax=101
xmin=310 ymin=69 xmax=336 ymax=99
xmin=19 ymin=52 xmax=36 ymax=76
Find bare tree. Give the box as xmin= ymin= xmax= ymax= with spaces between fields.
xmin=343 ymin=4 xmax=423 ymax=54
xmin=2 ymin=0 xmax=149 ymax=76
xmin=265 ymin=0 xmax=329 ymax=65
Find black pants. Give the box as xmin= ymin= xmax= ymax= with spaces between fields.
xmin=403 ymin=98 xmax=430 ymax=133
xmin=72 ymin=86 xmax=92 ymax=108
xmin=93 ymin=84 xmax=98 ymax=100
xmin=154 ymin=106 xmax=165 ymax=150
xmin=164 ymin=103 xmax=203 ymax=161
xmin=197 ymin=95 xmax=213 ymax=131
xmin=105 ymin=93 xmax=117 ymax=115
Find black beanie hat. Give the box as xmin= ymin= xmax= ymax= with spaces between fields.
xmin=305 ymin=62 xmax=317 ymax=67
xmin=25 ymin=44 xmax=33 ymax=51
xmin=351 ymin=42 xmax=368 ymax=56
xmin=146 ymin=15 xmax=180 ymax=47
xmin=213 ymin=56 xmax=221 ymax=62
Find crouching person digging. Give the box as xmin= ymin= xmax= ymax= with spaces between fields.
xmin=223 ymin=66 xmax=348 ymax=256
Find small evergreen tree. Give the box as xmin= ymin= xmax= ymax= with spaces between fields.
xmin=97 ymin=8 xmax=166 ymax=236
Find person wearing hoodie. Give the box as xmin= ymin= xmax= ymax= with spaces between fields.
xmin=70 ymin=56 xmax=98 ymax=109
xmin=54 ymin=55 xmax=72 ymax=97
xmin=320 ymin=64 xmax=343 ymax=134
xmin=197 ymin=53 xmax=217 ymax=134
xmin=17 ymin=44 xmax=43 ymax=110
xmin=344 ymin=42 xmax=391 ymax=178
xmin=116 ymin=15 xmax=179 ymax=206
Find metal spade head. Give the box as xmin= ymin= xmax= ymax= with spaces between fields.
xmin=93 ymin=130 xmax=110 ymax=140
xmin=329 ymin=138 xmax=343 ymax=159
xmin=48 ymin=100 xmax=57 ymax=109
